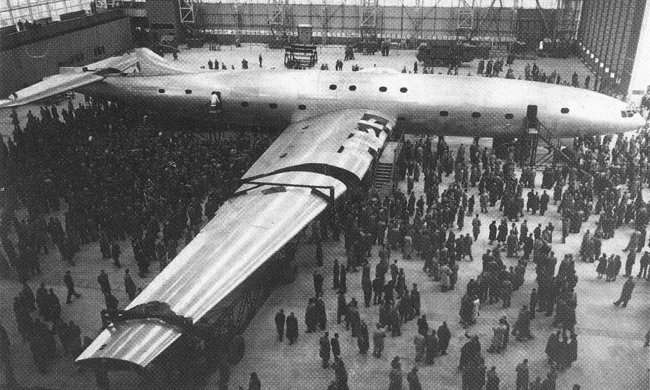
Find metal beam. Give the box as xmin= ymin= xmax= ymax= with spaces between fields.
xmin=178 ymin=0 xmax=195 ymax=24
xmin=534 ymin=0 xmax=551 ymax=38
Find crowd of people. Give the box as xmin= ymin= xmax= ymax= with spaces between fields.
xmin=0 ymin=97 xmax=274 ymax=387
xmin=0 ymin=49 xmax=648 ymax=389
xmin=278 ymin=118 xmax=650 ymax=388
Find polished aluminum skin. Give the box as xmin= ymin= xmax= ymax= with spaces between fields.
xmin=0 ymin=49 xmax=644 ymax=369
xmin=75 ymin=108 xmax=393 ymax=368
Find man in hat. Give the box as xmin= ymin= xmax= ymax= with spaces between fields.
xmin=406 ymin=366 xmax=422 ymax=390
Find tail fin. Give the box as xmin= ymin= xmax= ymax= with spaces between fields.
xmin=132 ymin=48 xmax=192 ymax=76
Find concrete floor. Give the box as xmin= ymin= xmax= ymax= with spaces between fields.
xmin=0 ymin=45 xmax=648 ymax=389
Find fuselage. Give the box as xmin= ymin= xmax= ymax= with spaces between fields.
xmin=78 ymin=70 xmax=645 ymax=137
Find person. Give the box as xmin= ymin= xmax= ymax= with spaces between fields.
xmin=124 ymin=269 xmax=137 ymax=301
xmin=248 ymin=372 xmax=261 ymax=390
xmin=487 ymin=319 xmax=506 ymax=353
xmin=319 ymin=332 xmax=331 ymax=368
xmin=389 ymin=356 xmax=403 ymax=390
xmin=275 ymin=309 xmax=285 ymax=342
xmin=331 ymin=332 xmax=341 ymax=359
xmin=516 ymin=359 xmax=529 ymax=390
xmin=313 ymin=270 xmax=324 ymax=298
xmin=438 ymin=321 xmax=451 ymax=355
xmin=373 ymin=324 xmax=386 ymax=358
xmin=358 ymin=321 xmax=370 ymax=354
xmin=613 ymin=276 xmax=635 ymax=307
xmin=472 ymin=215 xmax=481 ymax=241
xmin=333 ymin=356 xmax=349 ymax=390
xmin=97 ymin=270 xmax=111 ymax=295
xmin=258 ymin=54 xmax=263 ymax=67
xmin=63 ymin=270 xmax=81 ymax=303
xmin=425 ymin=330 xmax=438 ymax=365
xmin=414 ymin=331 xmax=426 ymax=362
xmin=459 ymin=335 xmax=481 ymax=370
xmin=110 ymin=242 xmax=121 ymax=268
xmin=406 ymin=366 xmax=422 ymax=390
xmin=486 ymin=366 xmax=500 ymax=390
xmin=330 ymin=258 xmax=340 ymax=290
xmin=286 ymin=312 xmax=298 ymax=345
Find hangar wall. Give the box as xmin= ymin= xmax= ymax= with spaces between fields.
xmin=0 ymin=10 xmax=133 ymax=98
xmin=627 ymin=0 xmax=650 ymax=104
xmin=196 ymin=4 xmax=517 ymax=41
xmin=576 ymin=0 xmax=647 ymax=94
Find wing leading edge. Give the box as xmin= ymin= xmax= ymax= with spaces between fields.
xmin=75 ymin=109 xmax=395 ymax=369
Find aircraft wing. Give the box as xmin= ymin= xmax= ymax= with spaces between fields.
xmin=0 ymin=72 xmax=105 ymax=108
xmin=76 ymin=108 xmax=395 ymax=370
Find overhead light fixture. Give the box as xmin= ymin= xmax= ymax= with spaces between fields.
xmin=600 ymin=62 xmax=604 ymax=68
xmin=605 ymin=67 xmax=609 ymax=72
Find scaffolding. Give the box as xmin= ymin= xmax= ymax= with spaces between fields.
xmin=401 ymin=0 xmax=424 ymax=40
xmin=554 ymin=0 xmax=581 ymax=41
xmin=268 ymin=0 xmax=293 ymax=39
xmin=359 ymin=0 xmax=378 ymax=40
xmin=178 ymin=0 xmax=195 ymax=24
xmin=456 ymin=0 xmax=475 ymax=40
xmin=315 ymin=0 xmax=345 ymax=44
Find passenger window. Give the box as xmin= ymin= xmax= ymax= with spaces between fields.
xmin=505 ymin=113 xmax=514 ymax=119
xmin=472 ymin=112 xmax=481 ymax=118
xmin=329 ymin=84 xmax=337 ymax=90
xmin=349 ymin=85 xmax=357 ymax=91
xmin=440 ymin=111 xmax=449 ymax=117
xmin=379 ymin=86 xmax=387 ymax=92
xmin=298 ymin=104 xmax=306 ymax=110
xmin=400 ymin=87 xmax=408 ymax=93
xmin=241 ymin=102 xmax=249 ymax=108
xmin=561 ymin=108 xmax=569 ymax=114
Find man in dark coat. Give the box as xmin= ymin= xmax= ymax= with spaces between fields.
xmin=275 ymin=309 xmax=285 ymax=342
xmin=425 ymin=330 xmax=438 ymax=365
xmin=331 ymin=332 xmax=341 ymax=358
xmin=316 ymin=298 xmax=327 ymax=330
xmin=286 ymin=312 xmax=299 ymax=345
xmin=489 ymin=221 xmax=497 ymax=244
xmin=320 ymin=332 xmax=331 ymax=368
xmin=406 ymin=366 xmax=423 ymax=390
xmin=358 ymin=321 xmax=370 ymax=354
xmin=110 ymin=242 xmax=121 ymax=268
xmin=438 ymin=321 xmax=451 ymax=355
xmin=362 ymin=274 xmax=373 ymax=307
xmin=97 ymin=270 xmax=111 ymax=296
xmin=458 ymin=335 xmax=481 ymax=370
xmin=63 ymin=270 xmax=81 ymax=303
xmin=516 ymin=358 xmax=529 ymax=390
xmin=333 ymin=259 xmax=340 ymax=289
xmin=313 ymin=270 xmax=324 ymax=298
xmin=613 ymin=276 xmax=635 ymax=307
